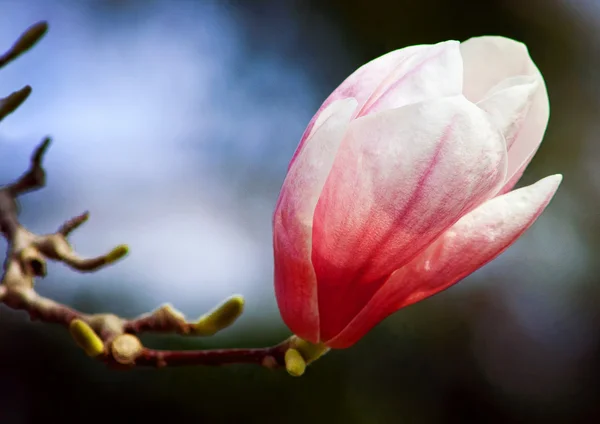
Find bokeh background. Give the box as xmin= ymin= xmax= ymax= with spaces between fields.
xmin=0 ymin=0 xmax=597 ymax=422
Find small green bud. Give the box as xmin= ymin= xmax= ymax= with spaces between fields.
xmin=69 ymin=319 xmax=104 ymax=357
xmin=192 ymin=295 xmax=244 ymax=336
xmin=105 ymin=244 xmax=129 ymax=263
xmin=284 ymin=348 xmax=306 ymax=377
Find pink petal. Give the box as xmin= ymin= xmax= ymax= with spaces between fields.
xmin=273 ymin=98 xmax=357 ymax=343
xmin=460 ymin=36 xmax=549 ymax=192
xmin=326 ymin=174 xmax=562 ymax=348
xmin=289 ymin=41 xmax=463 ymax=170
xmin=311 ymin=95 xmax=508 ymax=342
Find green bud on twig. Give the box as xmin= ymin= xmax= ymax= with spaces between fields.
xmin=191 ymin=295 xmax=245 ymax=336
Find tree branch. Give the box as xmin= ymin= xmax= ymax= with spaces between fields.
xmin=0 ymin=21 xmax=48 ymax=68
xmin=0 ymin=22 xmax=47 ymax=122
xmin=0 ymin=22 xmax=328 ymax=376
xmin=0 ymin=137 xmax=314 ymax=372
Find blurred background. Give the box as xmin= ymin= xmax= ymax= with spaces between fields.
xmin=0 ymin=0 xmax=597 ymax=422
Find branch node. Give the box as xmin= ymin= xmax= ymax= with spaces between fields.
xmin=155 ymin=304 xmax=186 ymax=326
xmin=261 ymin=355 xmax=278 ymax=369
xmin=19 ymin=246 xmax=47 ymax=278
xmin=111 ymin=334 xmax=143 ymax=365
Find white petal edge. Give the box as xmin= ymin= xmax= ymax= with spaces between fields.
xmin=477 ymin=75 xmax=539 ymax=151
xmin=460 ymin=36 xmax=549 ymax=190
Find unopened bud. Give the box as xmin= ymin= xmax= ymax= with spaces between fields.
xmin=284 ymin=349 xmax=306 ymax=377
xmin=69 ymin=319 xmax=104 ymax=357
xmin=192 ymin=295 xmax=244 ymax=336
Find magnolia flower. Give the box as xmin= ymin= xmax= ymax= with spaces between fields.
xmin=273 ymin=36 xmax=561 ymax=349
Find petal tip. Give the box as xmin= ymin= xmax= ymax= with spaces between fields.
xmin=543 ymin=173 xmax=563 ymax=188
xmin=550 ymin=173 xmax=563 ymax=188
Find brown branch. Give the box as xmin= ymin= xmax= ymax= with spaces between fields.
xmin=0 ymin=281 xmax=291 ymax=370
xmin=0 ymin=21 xmax=48 ymax=68
xmin=0 ymin=22 xmax=329 ymax=376
xmin=0 ymin=22 xmax=47 ymax=121
xmin=0 ymin=86 xmax=31 ymax=122
xmin=135 ymin=344 xmax=290 ymax=368
xmin=0 ymin=138 xmax=318 ymax=372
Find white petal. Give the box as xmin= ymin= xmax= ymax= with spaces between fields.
xmin=477 ymin=75 xmax=539 ymax=150
xmin=460 ymin=36 xmax=549 ymax=190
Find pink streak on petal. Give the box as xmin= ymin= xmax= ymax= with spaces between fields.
xmin=288 ymin=40 xmax=463 ymax=171
xmin=311 ymin=96 xmax=508 ymax=342
xmin=287 ymin=46 xmax=426 ymax=171
xmin=359 ymin=41 xmax=463 ymax=116
xmin=326 ymin=174 xmax=562 ymax=348
xmin=273 ymin=98 xmax=357 ymax=343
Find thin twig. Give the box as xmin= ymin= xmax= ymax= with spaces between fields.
xmin=0 ymin=139 xmax=295 ymax=369
xmin=0 ymin=22 xmax=322 ymax=374
xmin=0 ymin=21 xmax=48 ymax=68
